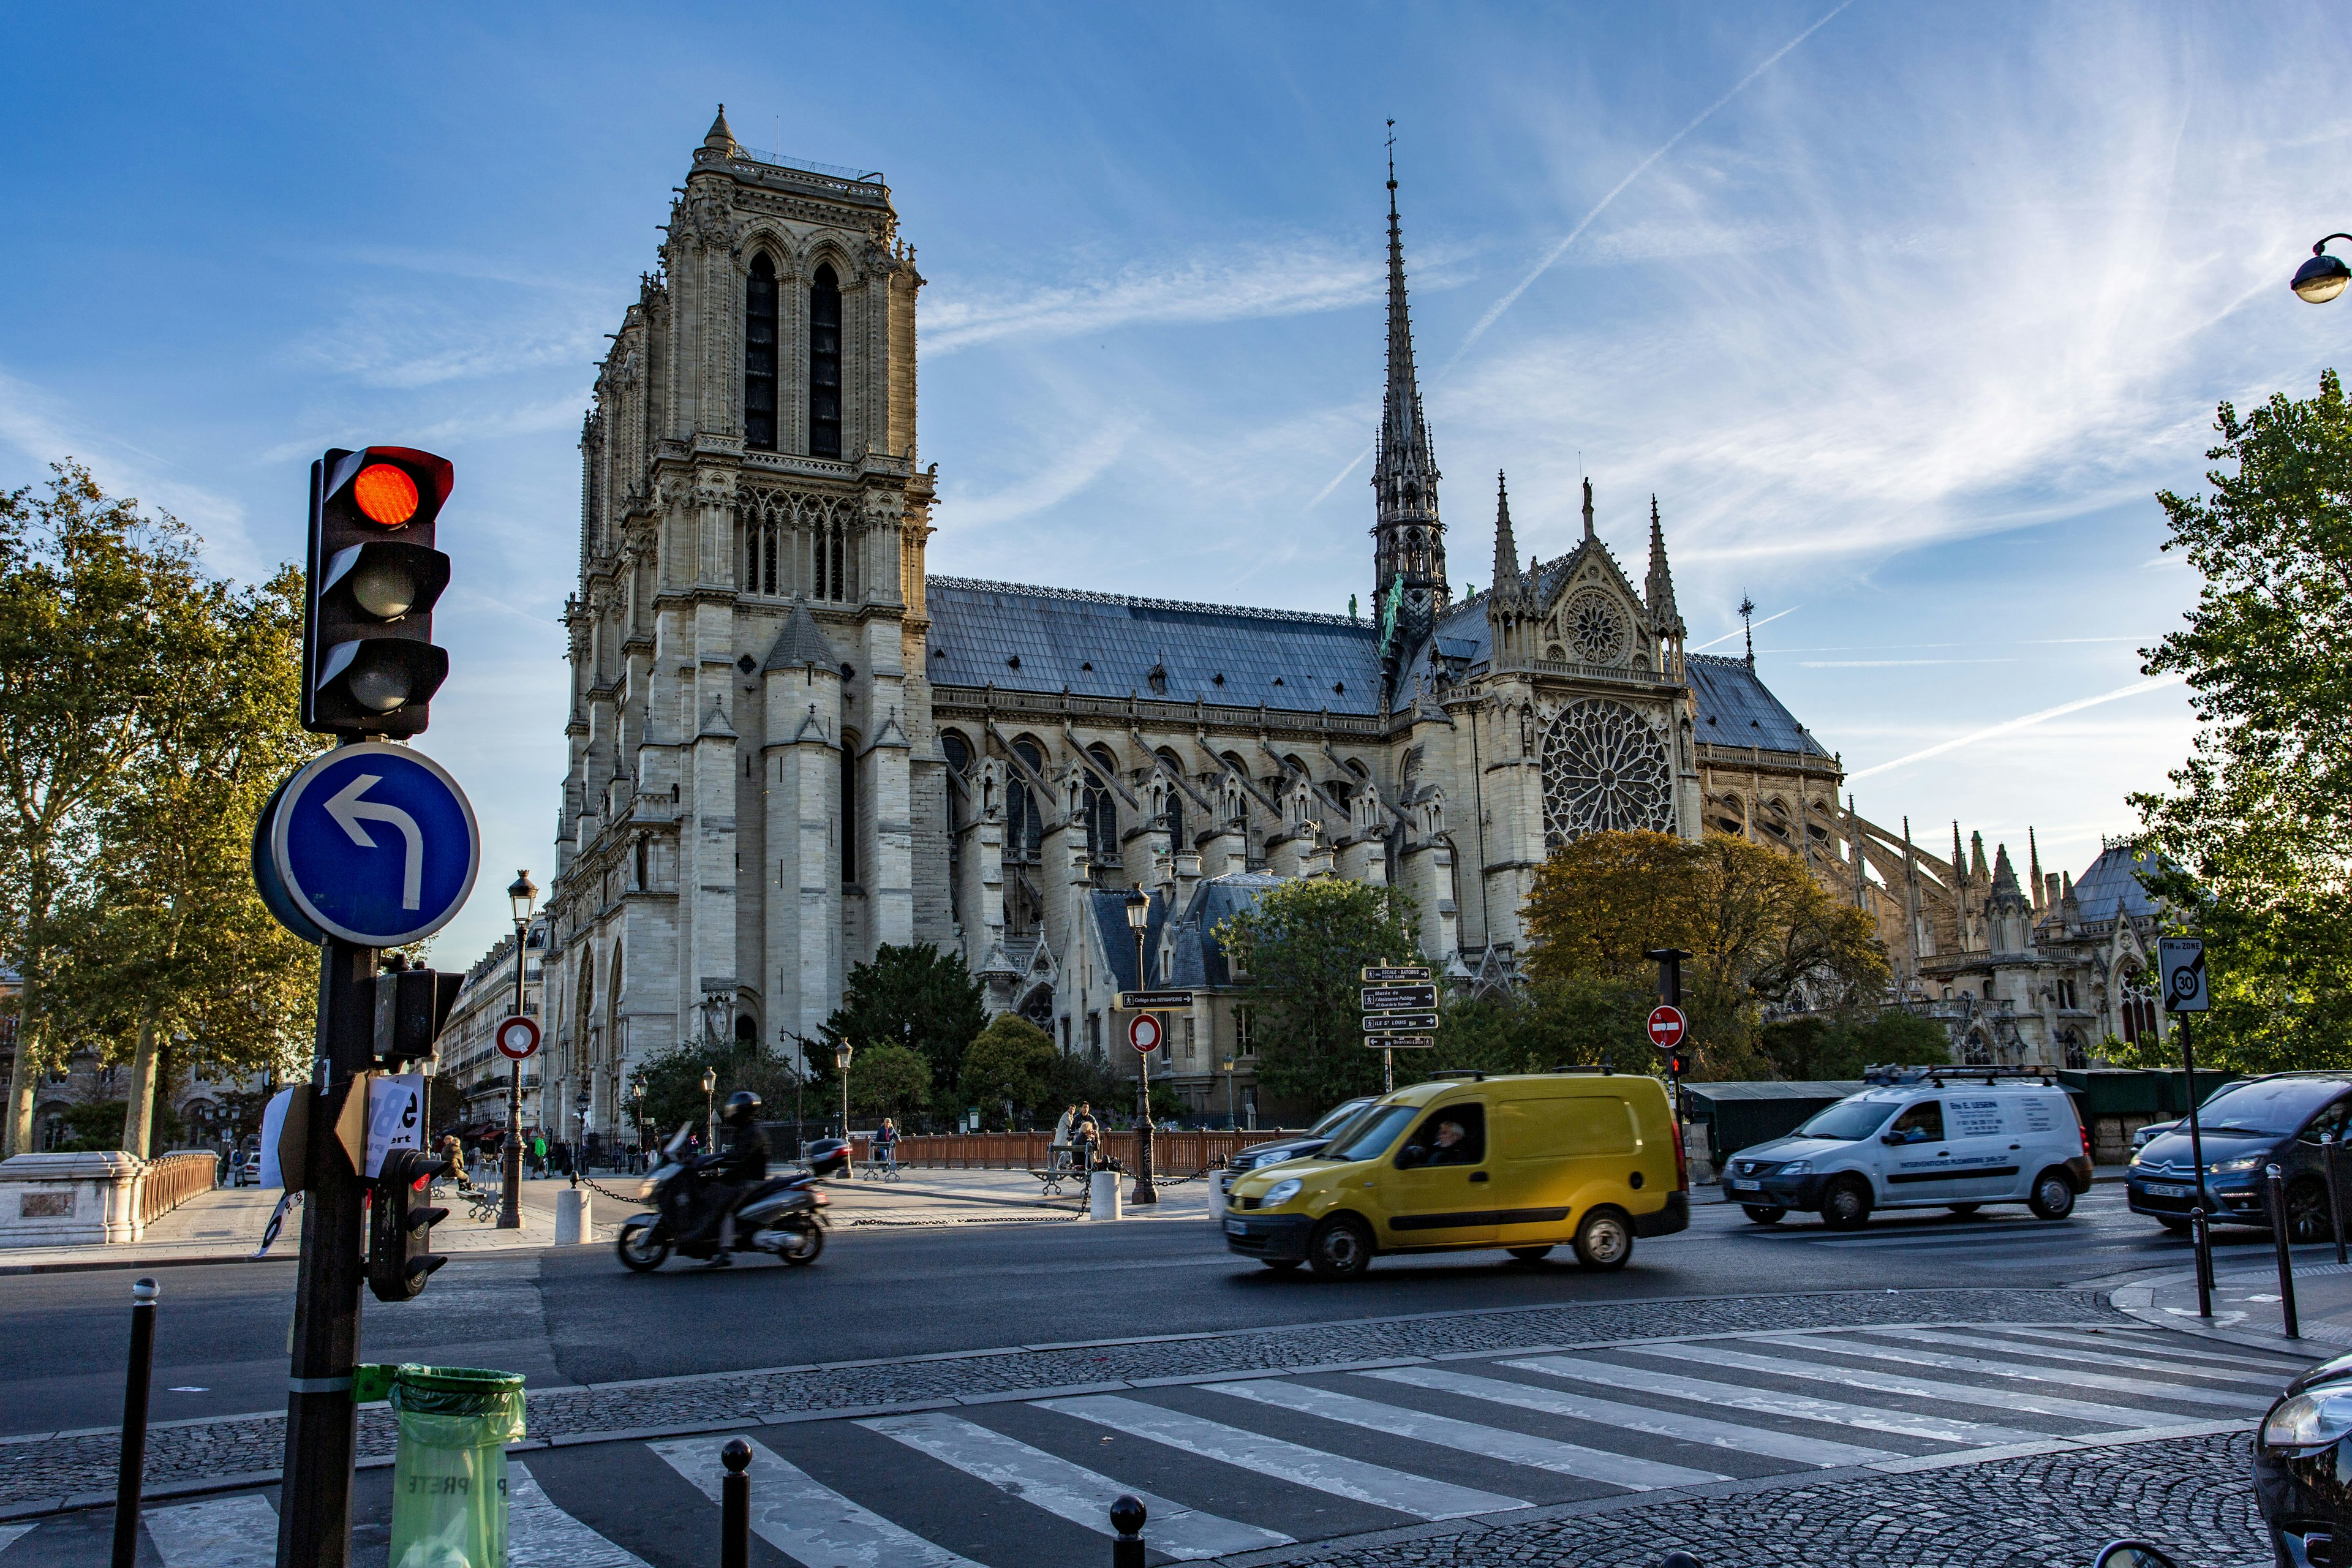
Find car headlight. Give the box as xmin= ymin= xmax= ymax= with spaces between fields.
xmin=1261 ymin=1178 xmax=1303 ymax=1207
xmin=638 ymin=1181 xmax=658 ymax=1201
xmin=2209 ymin=1155 xmax=2263 ymax=1175
xmin=2264 ymin=1387 xmax=2352 ymax=1449
xmin=1779 ymin=1161 xmax=1810 ymax=1177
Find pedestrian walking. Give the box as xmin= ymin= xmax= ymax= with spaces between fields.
xmin=1050 ymin=1103 xmax=1076 ymax=1173
xmin=873 ymin=1117 xmax=900 ymax=1178
xmin=530 ymin=1133 xmax=548 ymax=1179
xmin=440 ymin=1133 xmax=467 ymax=1191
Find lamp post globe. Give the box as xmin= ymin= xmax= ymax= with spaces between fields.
xmin=2295 ymin=238 xmax=2352 ymax=304
xmin=497 ymin=869 xmax=538 ymax=1228
xmin=701 ymin=1065 xmax=718 ymax=1151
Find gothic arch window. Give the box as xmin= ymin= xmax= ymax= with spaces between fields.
xmin=1539 ymin=699 xmax=1675 ymax=850
xmin=1083 ymin=746 xmax=1119 ymax=865
xmin=604 ymin=939 xmax=624 ymax=1072
xmin=809 ymin=262 xmax=842 ymax=459
xmin=745 ymin=252 xmax=778 ymax=451
xmin=1156 ymin=749 xmax=1187 ymax=846
xmin=840 ymin=731 xmax=861 ymax=884
xmin=2117 ymin=965 xmax=2160 ymax=1045
xmin=1006 ymin=739 xmax=1046 ymax=862
xmin=942 ymin=731 xmax=972 ymax=835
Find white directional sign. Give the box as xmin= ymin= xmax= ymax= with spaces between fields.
xmin=365 ymin=1073 xmax=426 ymax=1178
xmin=268 ymin=742 xmax=479 ymax=946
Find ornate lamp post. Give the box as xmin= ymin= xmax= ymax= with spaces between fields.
xmin=2293 ymin=236 xmax=2352 ymax=303
xmin=629 ymin=1076 xmax=646 ymax=1169
xmin=497 ymin=870 xmax=537 ymax=1228
xmin=701 ymin=1065 xmax=718 ymax=1152
xmin=1123 ymin=889 xmax=1158 ymax=1205
xmin=835 ymin=1042 xmax=855 ymax=1174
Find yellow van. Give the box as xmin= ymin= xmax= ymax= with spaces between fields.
xmin=1221 ymin=1069 xmax=1688 ymax=1278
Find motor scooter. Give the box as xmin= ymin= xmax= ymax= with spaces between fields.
xmin=617 ymin=1124 xmax=832 ymax=1271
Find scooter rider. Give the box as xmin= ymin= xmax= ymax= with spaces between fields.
xmin=704 ymin=1090 xmax=769 ymax=1268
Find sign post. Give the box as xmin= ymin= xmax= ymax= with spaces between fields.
xmin=1128 ymin=1012 xmax=1163 ymax=1205
xmin=1360 ymin=965 xmax=1434 ymax=1093
xmin=2160 ymin=936 xmax=2215 ymax=1316
xmin=1643 ymin=948 xmax=1694 ymax=1121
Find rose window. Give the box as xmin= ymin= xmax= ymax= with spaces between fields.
xmin=1566 ymin=590 xmax=1628 ymax=663
xmin=1540 ymin=699 xmax=1675 ymax=847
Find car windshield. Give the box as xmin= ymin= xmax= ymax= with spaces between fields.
xmin=1793 ymin=1097 xmax=1901 ymax=1142
xmin=1310 ymin=1098 xmax=1376 ymax=1138
xmin=1325 ymin=1104 xmax=1420 ymax=1163
xmin=2193 ymin=1080 xmax=2346 ymax=1137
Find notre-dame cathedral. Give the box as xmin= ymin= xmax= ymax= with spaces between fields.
xmin=532 ymin=111 xmax=2173 ymax=1138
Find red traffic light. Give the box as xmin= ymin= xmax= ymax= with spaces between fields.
xmin=324 ymin=447 xmax=453 ymax=533
xmin=353 ymin=464 xmax=420 ymax=526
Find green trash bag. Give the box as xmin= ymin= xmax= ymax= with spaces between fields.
xmin=386 ymin=1365 xmax=527 ymax=1568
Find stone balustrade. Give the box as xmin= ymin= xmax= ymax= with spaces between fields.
xmin=0 ymin=1147 xmax=222 ymax=1248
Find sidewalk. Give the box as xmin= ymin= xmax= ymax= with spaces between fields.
xmin=2114 ymin=1250 xmax=2352 ymax=1360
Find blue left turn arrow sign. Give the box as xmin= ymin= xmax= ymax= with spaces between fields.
xmin=268 ymin=742 xmax=479 ymax=946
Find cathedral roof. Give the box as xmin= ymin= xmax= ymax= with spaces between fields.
xmin=763 ymin=597 xmax=839 ymax=672
xmin=2070 ymin=843 xmax=2168 ymax=922
xmin=924 ymin=576 xmax=1384 ymax=716
xmin=1687 ymin=654 xmax=1831 ymax=758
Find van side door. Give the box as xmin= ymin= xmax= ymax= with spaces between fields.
xmin=1943 ymin=1095 xmax=2024 ymax=1199
xmin=1876 ymin=1098 xmax=1960 ymax=1204
xmin=1491 ymin=1091 xmax=1636 ymax=1245
xmin=1371 ymin=1102 xmax=1498 ymax=1245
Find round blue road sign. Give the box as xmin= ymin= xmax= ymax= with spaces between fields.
xmin=269 ymin=742 xmax=479 ymax=946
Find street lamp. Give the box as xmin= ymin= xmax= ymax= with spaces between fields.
xmin=2293 ymin=235 xmax=2352 ymax=303
xmin=573 ymin=1087 xmax=591 ymax=1187
xmin=702 ymin=1065 xmax=717 ymax=1152
xmin=835 ymin=1041 xmax=855 ymax=1174
xmin=629 ymin=1076 xmax=646 ymax=1170
xmin=497 ymin=869 xmax=537 ymax=1229
xmin=1123 ymin=888 xmax=1158 ymax=1205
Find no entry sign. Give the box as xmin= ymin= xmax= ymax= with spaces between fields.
xmin=1646 ymin=1005 xmax=1686 ymax=1051
xmin=1128 ymin=1013 xmax=1164 ymax=1054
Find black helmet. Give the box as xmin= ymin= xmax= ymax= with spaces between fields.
xmin=723 ymin=1090 xmax=762 ymax=1128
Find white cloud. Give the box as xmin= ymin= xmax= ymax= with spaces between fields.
xmin=939 ymin=422 xmax=1132 ymax=532
xmin=1845 ymin=675 xmax=2188 ymax=782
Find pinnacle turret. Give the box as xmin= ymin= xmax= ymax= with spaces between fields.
xmin=1492 ymin=472 xmax=1521 ymax=603
xmin=1645 ymin=494 xmax=1684 ymax=637
xmin=1371 ymin=126 xmax=1447 ymax=681
xmin=704 ymin=104 xmax=736 ymax=153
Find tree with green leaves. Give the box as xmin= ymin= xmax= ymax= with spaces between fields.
xmin=844 ymin=1042 xmax=931 ymax=1120
xmin=2132 ymin=371 xmax=2352 ymax=1071
xmin=817 ymin=942 xmax=987 ymax=1096
xmin=960 ymin=1012 xmax=1056 ymax=1124
xmin=1215 ymin=877 xmax=1421 ymax=1112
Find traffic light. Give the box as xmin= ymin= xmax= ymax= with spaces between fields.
xmin=304 ymin=447 xmax=454 ymax=737
xmin=1665 ymin=1049 xmax=1690 ymax=1078
xmin=366 ymin=1147 xmax=451 ymax=1302
xmin=374 ymin=960 xmax=464 ymax=1070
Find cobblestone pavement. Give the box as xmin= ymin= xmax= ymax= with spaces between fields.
xmin=0 ymin=1286 xmax=2119 ymax=1514
xmin=1231 ymin=1432 xmax=2267 ymax=1568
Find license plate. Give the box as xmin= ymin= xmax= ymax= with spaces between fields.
xmin=1729 ymin=1179 xmax=1760 ymax=1191
xmin=2143 ymin=1182 xmax=2193 ymax=1198
xmin=1224 ymin=1219 xmax=1247 ymax=1235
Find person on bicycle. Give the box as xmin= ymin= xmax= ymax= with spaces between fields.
xmin=704 ymin=1091 xmax=769 ymax=1267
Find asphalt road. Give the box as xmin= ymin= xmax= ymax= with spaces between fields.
xmin=0 ymin=1184 xmax=2271 ymax=1441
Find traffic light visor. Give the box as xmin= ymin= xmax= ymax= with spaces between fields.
xmin=318 ymin=638 xmax=448 ymax=714
xmin=325 ymin=447 xmax=454 ymax=531
xmin=322 ymin=541 xmax=450 ymax=622
xmin=354 ymin=464 xmax=419 ymax=526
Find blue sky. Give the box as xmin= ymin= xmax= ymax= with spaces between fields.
xmin=4 ymin=2 xmax=2346 ymax=965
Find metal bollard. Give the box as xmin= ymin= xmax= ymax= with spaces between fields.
xmin=2190 ymin=1206 xmax=2214 ymax=1317
xmin=720 ymin=1437 xmax=752 ymax=1568
xmin=2327 ymin=1134 xmax=2346 ymax=1267
xmin=2269 ymin=1165 xmax=2302 ymax=1338
xmin=1109 ymin=1493 xmax=1147 ymax=1568
xmin=111 ymin=1278 xmax=159 ymax=1568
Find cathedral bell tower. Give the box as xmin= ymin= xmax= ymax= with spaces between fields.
xmin=1371 ymin=135 xmax=1449 ymax=688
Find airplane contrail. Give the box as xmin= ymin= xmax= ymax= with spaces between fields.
xmin=1844 ymin=675 xmax=2187 ymax=782
xmin=1689 ymin=603 xmax=1800 ymax=652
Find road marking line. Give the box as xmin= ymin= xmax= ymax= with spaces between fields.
xmin=858 ymin=1412 xmax=1291 ymax=1560
xmin=1360 ymin=1365 xmax=1899 ymax=1468
xmin=1758 ymin=1333 xmax=2269 ymax=1414
xmin=1862 ymin=1328 xmax=2294 ymax=1389
xmin=143 ymin=1495 xmax=278 ymax=1568
xmin=1202 ymin=1378 xmax=1724 ymax=1490
xmin=650 ymin=1434 xmax=984 ymax=1568
xmin=1036 ymin=1393 xmax=1527 ymax=1520
xmin=508 ymin=1461 xmax=652 ymax=1568
xmin=1628 ymin=1343 xmax=2162 ymax=1427
xmin=1506 ymin=1356 xmax=2039 ymax=1446
xmin=1985 ymin=1325 xmax=2314 ymax=1374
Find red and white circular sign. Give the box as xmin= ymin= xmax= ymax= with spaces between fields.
xmin=1646 ymin=1005 xmax=1686 ymax=1050
xmin=1128 ymin=1013 xmax=1164 ymax=1054
xmin=495 ymin=1016 xmax=541 ymax=1061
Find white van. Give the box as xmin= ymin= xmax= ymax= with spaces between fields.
xmin=1721 ymin=1072 xmax=2093 ymax=1230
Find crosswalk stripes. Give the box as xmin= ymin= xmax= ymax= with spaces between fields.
xmin=652 ymin=1433 xmax=987 ymax=1568
xmin=1503 ymin=1354 xmax=2048 ymax=1446
xmin=1755 ymin=1333 xmax=2271 ymax=1414
xmin=1359 ymin=1364 xmax=1902 ymax=1468
xmin=143 ymin=1496 xmax=278 ymax=1568
xmin=856 ymin=1411 xmax=1292 ymax=1560
xmin=1622 ymin=1341 xmax=2178 ymax=1427
xmin=1201 ymin=1377 xmax=1728 ymax=1490
xmin=1863 ymin=1327 xmax=2293 ymax=1389
xmin=508 ymin=1461 xmax=654 ymax=1568
xmin=1986 ymin=1324 xmax=2310 ymax=1374
xmin=0 ymin=1525 xmax=34 ymax=1559
xmin=1035 ymin=1393 xmax=1530 ymax=1520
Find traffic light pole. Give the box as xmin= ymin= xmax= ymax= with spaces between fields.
xmin=277 ymin=935 xmax=375 ymax=1568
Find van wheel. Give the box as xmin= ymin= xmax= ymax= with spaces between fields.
xmin=2027 ymin=1169 xmax=2077 ymax=1220
xmin=1573 ymin=1208 xmax=1634 ymax=1271
xmin=1742 ymin=1205 xmax=1787 ymax=1225
xmin=1507 ymin=1245 xmax=1553 ymax=1263
xmin=1820 ymin=1177 xmax=1872 ymax=1231
xmin=1307 ymin=1215 xmax=1374 ymax=1279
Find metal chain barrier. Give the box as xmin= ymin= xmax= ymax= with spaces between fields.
xmin=571 ymin=1175 xmax=644 ymax=1206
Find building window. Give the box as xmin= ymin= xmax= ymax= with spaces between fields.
xmin=1084 ymin=747 xmax=1118 ymax=865
xmin=1234 ymin=1006 xmax=1254 ymax=1057
xmin=2119 ymin=970 xmax=2160 ymax=1045
xmin=1157 ymin=751 xmax=1186 ymax=847
xmin=1006 ymin=740 xmax=1045 ymax=862
xmin=809 ymin=263 xmax=842 ymax=459
xmin=840 ymin=740 xmax=859 ymax=884
xmin=745 ymin=253 xmax=778 ymax=451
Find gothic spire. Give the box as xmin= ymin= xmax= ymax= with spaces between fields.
xmin=1492 ymin=472 xmax=1520 ymax=601
xmin=1371 ymin=122 xmax=1447 ymax=680
xmin=704 ymin=104 xmax=737 ymax=154
xmin=2027 ymin=827 xmax=2045 ymax=911
xmin=1645 ymin=494 xmax=1684 ymax=636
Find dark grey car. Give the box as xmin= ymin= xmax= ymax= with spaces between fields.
xmin=2126 ymin=1072 xmax=2352 ymax=1240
